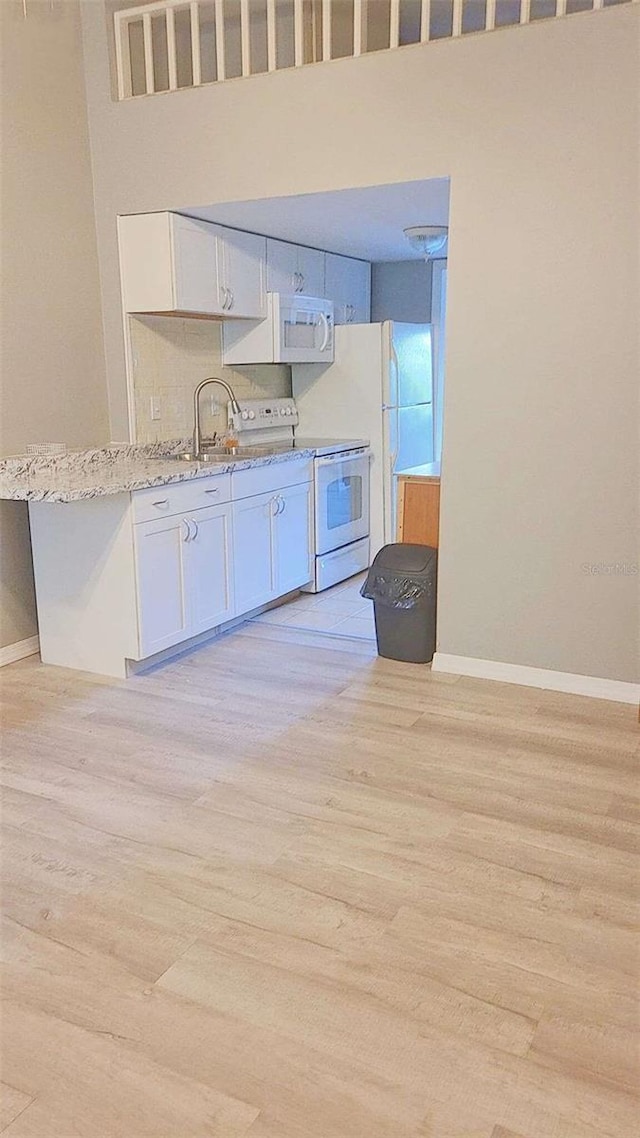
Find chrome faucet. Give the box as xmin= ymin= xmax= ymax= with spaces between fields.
xmin=192 ymin=377 xmax=241 ymax=459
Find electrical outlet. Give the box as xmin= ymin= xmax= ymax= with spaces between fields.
xmin=149 ymin=396 xmax=161 ymax=421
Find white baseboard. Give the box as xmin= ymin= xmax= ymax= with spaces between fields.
xmin=431 ymin=653 xmax=640 ymax=706
xmin=0 ymin=635 xmax=40 ymax=667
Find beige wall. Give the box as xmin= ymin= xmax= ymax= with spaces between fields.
xmin=0 ymin=0 xmax=109 ymax=649
xmin=81 ymin=5 xmax=639 ymax=683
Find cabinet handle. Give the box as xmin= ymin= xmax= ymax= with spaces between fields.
xmin=191 ymin=518 xmax=199 ymax=539
xmin=299 ymin=272 xmax=305 ymax=292
xmin=279 ymin=495 xmax=286 ymax=514
xmin=182 ymin=518 xmax=192 ymax=542
xmin=153 ymin=499 xmax=169 ymax=508
xmin=204 ymin=487 xmax=219 ymax=495
xmin=227 ymin=287 xmax=234 ymax=310
xmin=270 ymin=496 xmax=279 ymax=516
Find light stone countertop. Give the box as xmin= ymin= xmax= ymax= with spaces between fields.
xmin=0 ymin=441 xmax=316 ymax=503
xmin=395 ymin=461 xmax=441 ymax=480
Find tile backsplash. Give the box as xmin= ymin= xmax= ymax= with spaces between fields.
xmin=129 ymin=315 xmax=292 ymax=443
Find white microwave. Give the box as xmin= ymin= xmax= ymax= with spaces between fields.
xmin=222 ymin=293 xmax=334 ymax=365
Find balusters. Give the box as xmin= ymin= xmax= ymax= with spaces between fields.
xmin=267 ymin=0 xmax=277 ymax=71
xmin=240 ymin=0 xmax=251 ymax=76
xmin=190 ymin=2 xmax=201 ymax=86
xmin=322 ymin=0 xmax=332 ymax=61
xmin=114 ymin=12 xmax=132 ymax=99
xmin=166 ymin=5 xmax=178 ymax=90
xmin=113 ymin=0 xmax=624 ymax=101
xmin=294 ymin=0 xmax=304 ymax=66
xmin=214 ymin=0 xmax=226 ymax=81
xmin=390 ymin=0 xmax=400 ymax=49
xmin=420 ymin=0 xmax=431 ymax=41
xmin=142 ymin=11 xmax=155 ymax=93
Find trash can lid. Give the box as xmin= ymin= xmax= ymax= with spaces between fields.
xmin=371 ymin=543 xmax=437 ymax=574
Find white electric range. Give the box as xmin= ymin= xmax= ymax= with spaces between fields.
xmin=229 ymin=398 xmax=371 ymax=591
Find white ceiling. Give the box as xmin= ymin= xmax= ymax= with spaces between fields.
xmin=185 ymin=178 xmax=450 ymax=263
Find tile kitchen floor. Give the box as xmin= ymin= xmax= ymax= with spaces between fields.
xmin=250 ymin=572 xmax=376 ymax=641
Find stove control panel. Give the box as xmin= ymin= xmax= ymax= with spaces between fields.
xmin=229 ymin=397 xmax=298 ymax=432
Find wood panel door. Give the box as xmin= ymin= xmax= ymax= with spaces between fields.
xmin=397 ymin=479 xmax=440 ymax=547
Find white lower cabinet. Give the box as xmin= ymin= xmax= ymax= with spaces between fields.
xmin=29 ymin=461 xmax=313 ymax=680
xmin=135 ymin=513 xmax=190 ymax=657
xmin=185 ymin=503 xmax=235 ymax=635
xmin=135 ymin=467 xmax=312 ymax=663
xmin=135 ymin=502 xmax=233 ymax=657
xmin=232 ymin=490 xmax=276 ymax=613
xmin=273 ymin=482 xmax=313 ymax=596
xmin=232 ymin=480 xmax=313 ymax=613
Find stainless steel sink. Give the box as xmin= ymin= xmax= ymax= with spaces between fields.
xmin=165 ymin=445 xmax=289 ymax=463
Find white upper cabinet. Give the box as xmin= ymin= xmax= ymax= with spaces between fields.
xmin=221 ymin=226 xmax=267 ymax=318
xmin=266 ymin=239 xmax=325 ymax=296
xmin=119 ymin=212 xmax=266 ymax=319
xmin=324 ymin=253 xmax=371 ymax=325
xmin=172 ymin=214 xmax=222 ymax=314
xmin=266 ymin=239 xmax=298 ymax=295
xmin=119 ymin=212 xmax=371 ymax=324
xmin=297 ymin=246 xmax=325 ymax=297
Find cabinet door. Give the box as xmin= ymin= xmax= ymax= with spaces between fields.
xmin=232 ymin=491 xmax=276 ymax=613
xmin=222 ymin=228 xmax=266 ymax=319
xmin=184 ymin=503 xmax=235 ymax=635
xmin=345 ymin=257 xmax=371 ymax=323
xmin=135 ymin=515 xmax=190 ymax=657
xmin=266 ymin=238 xmax=298 ymax=294
xmin=325 ymin=253 xmax=371 ymax=324
xmin=273 ymin=482 xmax=312 ymax=596
xmin=171 ymin=214 xmax=224 ymax=315
xmin=297 ymin=247 xmax=325 ymax=296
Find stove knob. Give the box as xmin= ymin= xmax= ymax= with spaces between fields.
xmin=241 ymin=410 xmax=249 ymax=421
xmin=248 ymin=411 xmax=256 ymax=420
xmin=285 ymin=407 xmax=292 ymax=416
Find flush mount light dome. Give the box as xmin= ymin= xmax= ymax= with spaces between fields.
xmin=403 ymin=225 xmax=448 ymax=259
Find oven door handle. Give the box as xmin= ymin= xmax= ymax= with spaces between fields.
xmin=315 ymin=449 xmax=370 ymax=468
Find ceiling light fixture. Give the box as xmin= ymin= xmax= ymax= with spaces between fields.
xmin=403 ymin=225 xmax=448 ymax=260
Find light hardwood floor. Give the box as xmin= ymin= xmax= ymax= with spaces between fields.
xmin=0 ymin=622 xmax=638 ymax=1137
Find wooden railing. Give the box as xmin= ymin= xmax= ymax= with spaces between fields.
xmin=113 ymin=0 xmax=633 ymax=100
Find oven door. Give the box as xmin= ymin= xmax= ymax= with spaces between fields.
xmin=314 ymin=451 xmax=370 ymax=556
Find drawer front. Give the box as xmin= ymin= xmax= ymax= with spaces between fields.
xmin=132 ymin=472 xmax=232 ymax=523
xmin=231 ymin=458 xmax=313 ymax=502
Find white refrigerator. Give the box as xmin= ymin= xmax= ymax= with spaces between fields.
xmin=292 ymin=321 xmax=434 ymax=558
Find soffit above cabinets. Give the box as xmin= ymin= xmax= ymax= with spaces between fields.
xmin=183 ymin=178 xmax=450 ymax=264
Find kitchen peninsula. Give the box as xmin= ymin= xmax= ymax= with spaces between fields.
xmin=0 ymin=442 xmax=316 ymax=678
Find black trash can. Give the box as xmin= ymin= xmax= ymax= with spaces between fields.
xmin=361 ymin=543 xmax=437 ymax=663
